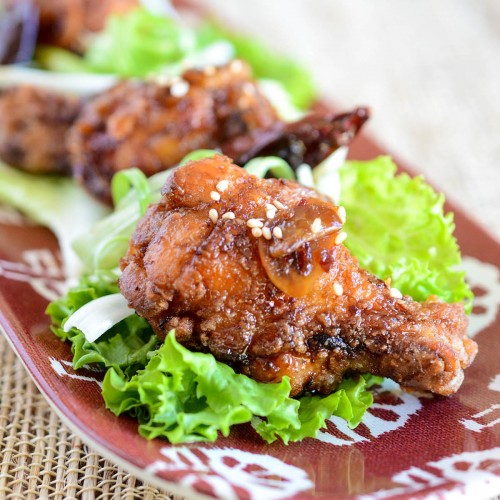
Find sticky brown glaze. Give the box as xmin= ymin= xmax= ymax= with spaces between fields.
xmin=0 ymin=85 xmax=80 ymax=174
xmin=119 ymin=155 xmax=477 ymax=397
xmin=68 ymin=60 xmax=279 ymax=203
xmin=227 ymin=107 xmax=370 ymax=169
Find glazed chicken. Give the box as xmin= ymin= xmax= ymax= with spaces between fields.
xmin=0 ymin=85 xmax=80 ymax=174
xmin=68 ymin=60 xmax=279 ymax=203
xmin=119 ymin=155 xmax=477 ymax=397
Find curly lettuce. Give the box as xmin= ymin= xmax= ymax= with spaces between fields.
xmin=337 ymin=156 xmax=473 ymax=311
xmin=102 ymin=332 xmax=376 ymax=444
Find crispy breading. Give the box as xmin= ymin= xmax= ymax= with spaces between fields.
xmin=68 ymin=61 xmax=279 ymax=203
xmin=0 ymin=85 xmax=79 ymax=174
xmin=119 ymin=156 xmax=477 ymax=397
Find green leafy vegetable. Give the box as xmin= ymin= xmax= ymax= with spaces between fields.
xmin=47 ymin=271 xmax=157 ymax=377
xmin=179 ymin=149 xmax=219 ymax=165
xmin=85 ymin=8 xmax=196 ymax=77
xmin=103 ymin=331 xmax=375 ymax=444
xmin=244 ymin=156 xmax=296 ymax=180
xmin=0 ymin=160 xmax=109 ymax=278
xmin=33 ymin=8 xmax=317 ymax=110
xmin=338 ymin=156 xmax=473 ymax=311
xmin=73 ymin=169 xmax=171 ymax=272
xmin=35 ymin=45 xmax=92 ymax=73
xmin=111 ymin=168 xmax=152 ymax=216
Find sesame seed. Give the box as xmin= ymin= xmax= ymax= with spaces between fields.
xmin=262 ymin=227 xmax=272 ymax=240
xmin=335 ymin=231 xmax=347 ymax=245
xmin=273 ymin=200 xmax=286 ymax=210
xmin=251 ymin=227 xmax=263 ymax=238
xmin=222 ymin=211 xmax=235 ymax=219
xmin=247 ymin=218 xmax=264 ymax=228
xmin=170 ymin=79 xmax=190 ymax=98
xmin=390 ymin=287 xmax=403 ymax=299
xmin=209 ymin=208 xmax=218 ymax=224
xmin=311 ymin=218 xmax=322 ymax=234
xmin=230 ymin=59 xmax=244 ymax=73
xmin=266 ymin=203 xmax=277 ymax=211
xmin=243 ymin=82 xmax=256 ymax=95
xmin=266 ymin=209 xmax=276 ymax=220
xmin=338 ymin=206 xmax=346 ymax=225
xmin=333 ymin=282 xmax=343 ymax=296
xmin=216 ymin=180 xmax=229 ymax=192
xmin=210 ymin=191 xmax=221 ymax=201
xmin=273 ymin=226 xmax=283 ymax=239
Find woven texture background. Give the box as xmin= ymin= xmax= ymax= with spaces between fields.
xmin=1 ymin=1 xmax=499 ymax=498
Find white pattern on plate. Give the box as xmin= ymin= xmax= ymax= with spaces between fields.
xmin=316 ymin=379 xmax=424 ymax=446
xmin=147 ymin=446 xmax=313 ymax=500
xmin=463 ymin=256 xmax=500 ymax=338
xmin=0 ymin=249 xmax=66 ymax=301
xmin=357 ymin=447 xmax=500 ymax=500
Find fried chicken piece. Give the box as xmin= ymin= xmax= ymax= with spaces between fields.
xmin=119 ymin=156 xmax=477 ymax=397
xmin=0 ymin=85 xmax=80 ymax=174
xmin=68 ymin=61 xmax=279 ymax=203
xmin=226 ymin=107 xmax=370 ymax=169
xmin=35 ymin=0 xmax=139 ymax=52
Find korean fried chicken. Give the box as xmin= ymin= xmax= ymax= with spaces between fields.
xmin=0 ymin=85 xmax=80 ymax=174
xmin=119 ymin=155 xmax=477 ymax=397
xmin=68 ymin=61 xmax=279 ymax=203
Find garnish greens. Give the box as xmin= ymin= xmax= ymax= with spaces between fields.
xmin=34 ymin=7 xmax=317 ymax=110
xmin=336 ymin=156 xmax=473 ymax=312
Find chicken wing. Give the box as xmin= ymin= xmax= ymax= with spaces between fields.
xmin=68 ymin=60 xmax=279 ymax=203
xmin=119 ymin=155 xmax=477 ymax=397
xmin=0 ymin=85 xmax=80 ymax=174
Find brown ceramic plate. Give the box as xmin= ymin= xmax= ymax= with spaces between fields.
xmin=0 ymin=129 xmax=499 ymax=499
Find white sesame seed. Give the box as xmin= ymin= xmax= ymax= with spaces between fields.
xmin=209 ymin=208 xmax=218 ymax=224
xmin=210 ymin=191 xmax=221 ymax=201
xmin=247 ymin=218 xmax=264 ymax=228
xmin=170 ymin=79 xmax=190 ymax=98
xmin=262 ymin=227 xmax=272 ymax=240
xmin=335 ymin=231 xmax=347 ymax=245
xmin=273 ymin=200 xmax=286 ymax=210
xmin=230 ymin=59 xmax=244 ymax=73
xmin=338 ymin=206 xmax=346 ymax=225
xmin=216 ymin=180 xmax=229 ymax=192
xmin=333 ymin=283 xmax=343 ymax=296
xmin=390 ymin=287 xmax=403 ymax=299
xmin=272 ymin=226 xmax=283 ymax=239
xmin=222 ymin=211 xmax=235 ymax=219
xmin=266 ymin=209 xmax=276 ymax=220
xmin=311 ymin=218 xmax=322 ymax=234
xmin=265 ymin=203 xmax=276 ymax=211
xmin=251 ymin=227 xmax=263 ymax=238
xmin=243 ymin=82 xmax=256 ymax=95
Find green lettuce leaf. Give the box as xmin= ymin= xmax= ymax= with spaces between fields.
xmin=47 ymin=271 xmax=158 ymax=377
xmin=103 ymin=331 xmax=375 ymax=444
xmin=337 ymin=156 xmax=473 ymax=311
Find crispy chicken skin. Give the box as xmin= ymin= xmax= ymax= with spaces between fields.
xmin=68 ymin=61 xmax=279 ymax=203
xmin=0 ymin=85 xmax=80 ymax=174
xmin=119 ymin=155 xmax=477 ymax=397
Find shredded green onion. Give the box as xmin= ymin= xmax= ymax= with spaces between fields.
xmin=244 ymin=157 xmax=296 ymax=180
xmin=111 ymin=168 xmax=151 ymax=214
xmin=179 ymin=149 xmax=219 ymax=165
